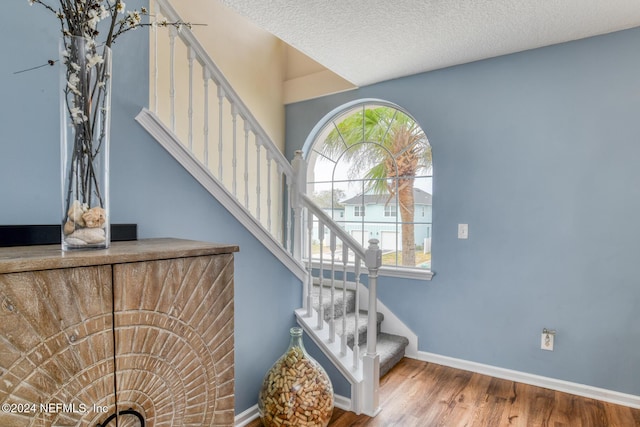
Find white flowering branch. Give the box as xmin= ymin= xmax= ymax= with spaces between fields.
xmin=28 ymin=0 xmax=201 ymax=46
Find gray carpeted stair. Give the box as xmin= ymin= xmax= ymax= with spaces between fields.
xmin=311 ymin=285 xmax=408 ymax=378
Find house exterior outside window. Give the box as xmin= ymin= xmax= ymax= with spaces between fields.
xmin=341 ymin=190 xmax=432 ymax=257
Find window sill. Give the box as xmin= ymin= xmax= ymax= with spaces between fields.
xmin=309 ymin=260 xmax=433 ymax=281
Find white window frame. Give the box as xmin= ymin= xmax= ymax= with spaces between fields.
xmin=384 ymin=204 xmax=397 ymax=217
xmin=302 ymin=99 xmax=433 ymax=280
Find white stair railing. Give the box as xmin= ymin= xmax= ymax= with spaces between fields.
xmin=149 ymin=0 xmax=294 ymax=254
xmin=292 ymin=152 xmax=382 ymax=416
xmin=294 ymin=198 xmax=381 ymax=415
xmin=142 ymin=1 xmax=381 ymax=416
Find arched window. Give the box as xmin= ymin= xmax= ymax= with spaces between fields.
xmin=304 ymin=100 xmax=433 ymax=274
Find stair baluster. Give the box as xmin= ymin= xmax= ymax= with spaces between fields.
xmin=243 ymin=120 xmax=250 ymax=208
xmin=169 ymin=26 xmax=177 ymax=133
xmin=341 ymin=243 xmax=349 ymax=356
xmin=217 ymin=85 xmax=224 ymax=181
xmin=287 ymin=170 xmax=294 ymax=247
xmin=152 ymin=1 xmax=159 ymax=113
xmin=188 ymin=46 xmax=195 ymax=150
xmin=203 ymin=68 xmax=210 ymax=168
xmin=306 ymin=208 xmax=314 ymax=316
xmin=266 ymin=152 xmax=273 ymax=233
xmin=329 ymin=230 xmax=337 ymax=343
xmin=317 ymin=222 xmax=325 ymax=330
xmin=255 ymin=138 xmax=261 ymax=221
xmin=231 ymin=104 xmax=238 ymax=197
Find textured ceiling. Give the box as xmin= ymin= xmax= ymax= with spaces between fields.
xmin=220 ymin=0 xmax=640 ymax=87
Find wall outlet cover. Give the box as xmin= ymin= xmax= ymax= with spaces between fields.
xmin=541 ymin=332 xmax=554 ymax=351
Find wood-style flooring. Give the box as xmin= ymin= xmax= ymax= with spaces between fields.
xmin=246 ymin=357 xmax=640 ymax=427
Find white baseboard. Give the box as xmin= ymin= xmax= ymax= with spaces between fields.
xmin=234 ymin=404 xmax=259 ymax=427
xmin=412 ymin=351 xmax=640 ymax=409
xmin=334 ymin=394 xmax=352 ymax=411
xmin=234 ymin=394 xmax=352 ymax=426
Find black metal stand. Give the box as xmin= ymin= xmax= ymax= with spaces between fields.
xmin=97 ymin=408 xmax=145 ymax=426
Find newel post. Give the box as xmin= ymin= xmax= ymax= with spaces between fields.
xmin=362 ymin=238 xmax=382 ymax=416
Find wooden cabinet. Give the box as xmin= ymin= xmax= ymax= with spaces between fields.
xmin=0 ymin=238 xmax=237 ymax=426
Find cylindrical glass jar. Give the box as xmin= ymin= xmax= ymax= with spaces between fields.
xmin=60 ymin=36 xmax=111 ymax=250
xmin=258 ymin=327 xmax=334 ymax=427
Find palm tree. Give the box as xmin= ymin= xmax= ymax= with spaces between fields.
xmin=319 ymin=105 xmax=431 ymax=266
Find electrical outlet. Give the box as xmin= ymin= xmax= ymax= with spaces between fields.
xmin=541 ymin=332 xmax=554 ymax=351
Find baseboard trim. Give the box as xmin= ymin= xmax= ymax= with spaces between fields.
xmin=234 ymin=394 xmax=352 ymax=426
xmin=412 ymin=351 xmax=640 ymax=409
xmin=334 ymin=394 xmax=352 ymax=412
xmin=234 ymin=404 xmax=259 ymax=427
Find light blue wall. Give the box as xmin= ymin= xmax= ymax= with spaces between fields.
xmin=287 ymin=28 xmax=640 ymax=396
xmin=1 ymin=1 xmax=305 ymax=413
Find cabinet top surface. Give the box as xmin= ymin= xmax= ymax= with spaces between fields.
xmin=0 ymin=238 xmax=239 ymax=274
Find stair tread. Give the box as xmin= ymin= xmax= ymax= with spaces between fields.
xmin=337 ymin=310 xmax=384 ymax=324
xmin=334 ymin=310 xmax=384 ymax=336
xmin=375 ymin=332 xmax=409 ymax=378
xmin=333 ymin=310 xmax=384 ymax=347
xmin=376 ymin=332 xmax=409 ymax=350
xmin=311 ymin=290 xmax=355 ymax=301
xmin=311 ymin=285 xmax=356 ymax=321
xmin=310 ymin=285 xmax=408 ymax=377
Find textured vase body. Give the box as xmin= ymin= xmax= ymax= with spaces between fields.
xmin=258 ymin=327 xmax=334 ymax=427
xmin=60 ymin=36 xmax=111 ymax=250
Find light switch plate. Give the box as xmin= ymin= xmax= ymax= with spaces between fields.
xmin=458 ymin=224 xmax=469 ymax=239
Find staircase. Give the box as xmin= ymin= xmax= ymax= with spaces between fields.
xmin=311 ymin=284 xmax=409 ymax=378
xmin=141 ymin=0 xmax=414 ymax=417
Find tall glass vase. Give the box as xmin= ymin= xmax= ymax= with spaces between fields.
xmin=60 ymin=36 xmax=111 ymax=250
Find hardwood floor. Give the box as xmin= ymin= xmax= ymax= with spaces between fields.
xmin=246 ymin=358 xmax=640 ymax=426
